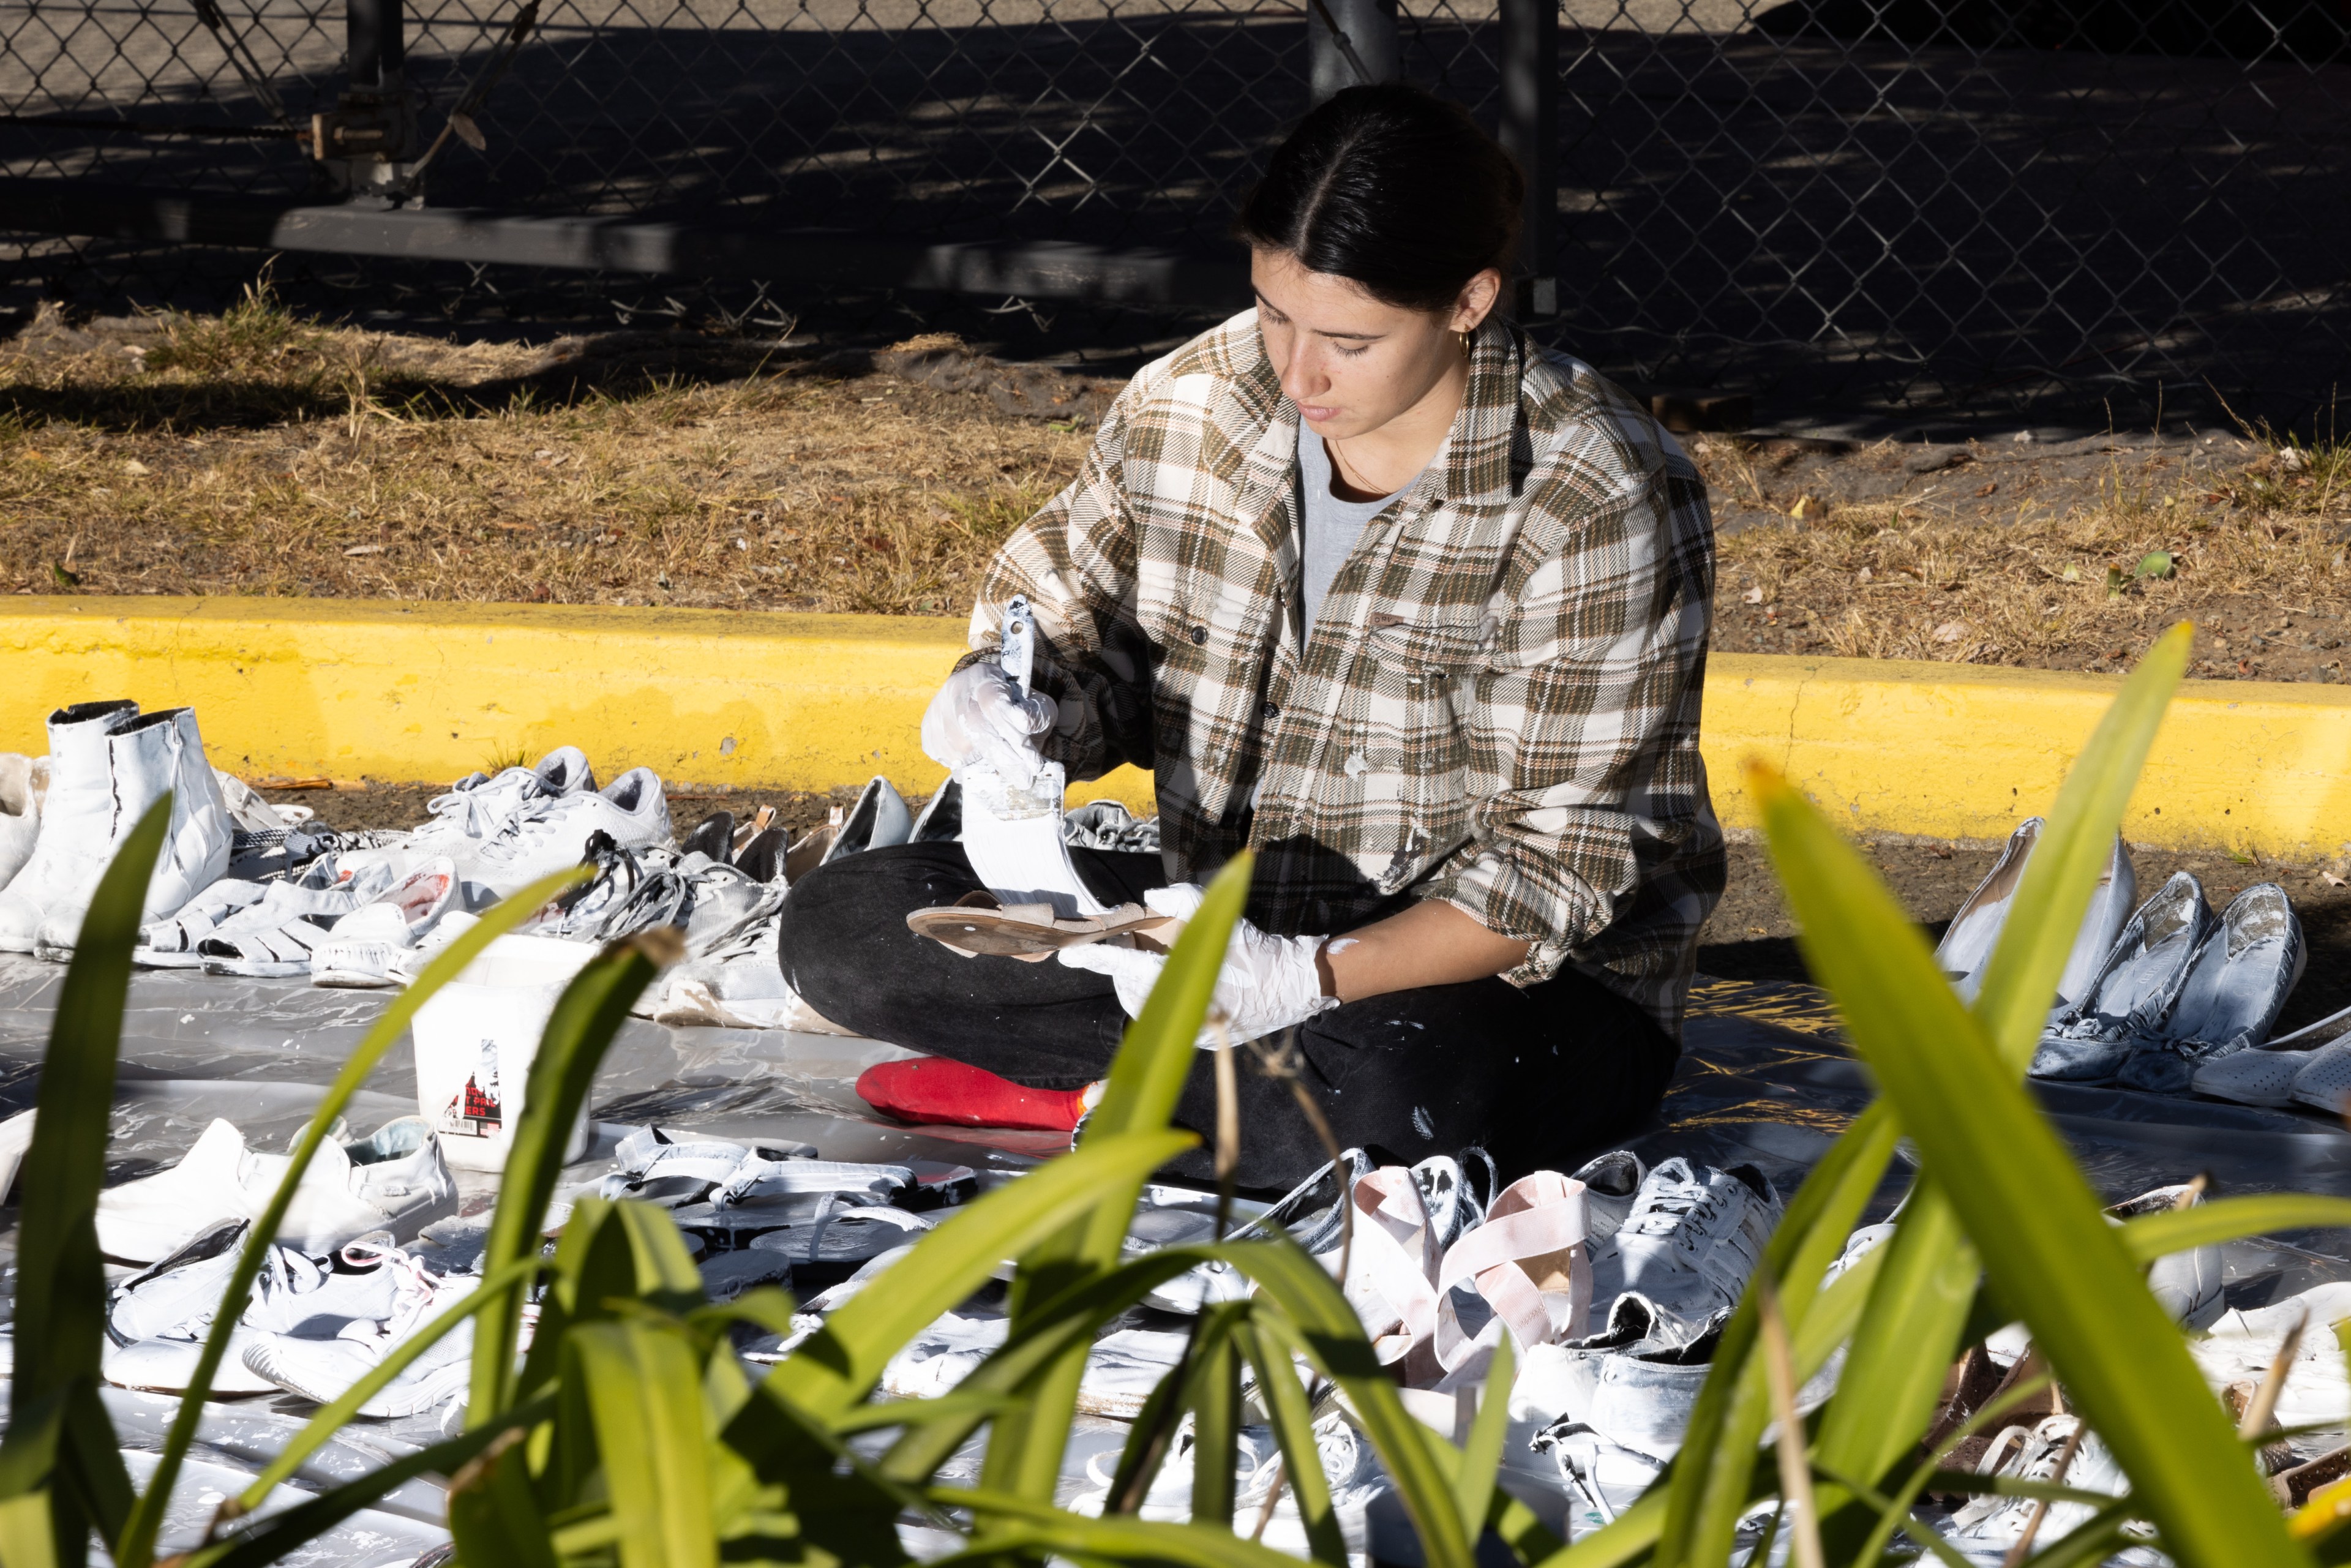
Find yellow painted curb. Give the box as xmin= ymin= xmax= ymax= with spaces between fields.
xmin=1704 ymin=655 xmax=2351 ymax=860
xmin=3 ymin=598 xmax=2347 ymax=858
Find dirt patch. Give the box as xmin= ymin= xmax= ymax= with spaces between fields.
xmin=9 ymin=296 xmax=2348 ymax=686
xmin=269 ymin=778 xmax=918 ymax=840
xmin=1704 ymin=430 xmax=2351 ymax=682
xmin=1699 ymin=837 xmax=2351 ymax=1037
xmin=1 ymin=298 xmax=1100 ymax=615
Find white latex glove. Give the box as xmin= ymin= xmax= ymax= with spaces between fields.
xmin=1057 ymin=883 xmax=1339 ymax=1046
xmin=920 ymin=660 xmax=1055 ymax=790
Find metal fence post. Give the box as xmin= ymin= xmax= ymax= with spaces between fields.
xmin=310 ymin=0 xmax=418 ymax=195
xmin=1498 ymin=0 xmax=1558 ymax=317
xmin=1308 ymin=0 xmax=1401 ymax=108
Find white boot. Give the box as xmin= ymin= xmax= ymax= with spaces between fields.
xmin=0 ymin=701 xmax=141 ymax=953
xmin=0 ymin=754 xmax=50 ymax=893
xmin=36 ymin=708 xmax=232 ymax=958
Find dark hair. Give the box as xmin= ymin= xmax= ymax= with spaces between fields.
xmin=1234 ymin=83 xmax=1524 ymax=313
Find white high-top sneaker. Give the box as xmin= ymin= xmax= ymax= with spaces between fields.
xmin=0 ymin=700 xmax=141 ymax=953
xmin=36 ymin=708 xmax=232 ymax=958
xmin=0 ymin=754 xmax=50 ymax=893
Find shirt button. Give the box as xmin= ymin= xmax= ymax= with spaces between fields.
xmin=1261 ymin=700 xmax=1281 ymax=722
xmin=1189 ymin=624 xmax=1209 ymax=646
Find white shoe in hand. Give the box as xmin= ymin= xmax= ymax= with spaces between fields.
xmin=1057 ymin=883 xmax=1337 ymax=1045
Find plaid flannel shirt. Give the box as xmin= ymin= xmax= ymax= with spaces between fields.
xmin=962 ymin=310 xmax=1725 ymax=1034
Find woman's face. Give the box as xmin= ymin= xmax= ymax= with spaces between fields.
xmin=1251 ymin=247 xmax=1500 ymax=442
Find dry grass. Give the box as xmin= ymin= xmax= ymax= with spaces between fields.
xmin=1713 ymin=437 xmax=2351 ymax=676
xmin=6 ymin=290 xmax=2349 ymax=685
xmin=0 ymin=287 xmax=1085 ymax=614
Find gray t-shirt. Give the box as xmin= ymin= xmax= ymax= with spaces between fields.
xmin=1297 ymin=427 xmax=1412 ymax=632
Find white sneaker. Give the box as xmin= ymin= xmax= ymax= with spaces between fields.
xmin=193 ymin=864 xmax=397 ymax=978
xmin=242 ymin=1259 xmax=481 ymax=1416
xmin=1603 ymin=1158 xmax=1782 ymax=1348
xmin=37 ymin=707 xmax=234 ymax=958
xmin=1583 ymin=1309 xmax=1727 ymax=1460
xmin=1572 ymin=1149 xmax=1648 ymax=1300
xmin=1534 ymin=1420 xmax=1670 ymax=1532
xmin=0 ymin=700 xmax=141 ymax=953
xmin=2106 ymin=1183 xmax=2224 ymax=1327
xmin=95 ymin=1116 xmax=456 ymax=1262
xmin=463 ymin=767 xmax=671 ymax=898
xmin=1945 ymin=1415 xmax=2126 ymax=1556
xmin=340 ymin=748 xmax=598 ymax=884
xmin=103 ymin=1229 xmax=405 ymax=1395
xmin=0 ymin=1106 xmax=32 ymax=1204
xmin=649 ymin=920 xmax=793 ymax=1027
xmin=0 ymin=754 xmax=48 ymax=893
xmin=820 ymin=776 xmax=912 ymax=865
xmin=306 ymin=858 xmax=458 ymax=986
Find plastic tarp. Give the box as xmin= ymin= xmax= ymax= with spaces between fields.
xmin=3 ymin=958 xmax=2348 ymax=1561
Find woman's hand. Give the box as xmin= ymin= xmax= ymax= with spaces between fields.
xmin=1058 ymin=883 xmax=1337 ymax=1045
xmin=920 ymin=661 xmax=1056 ymax=787
xmin=1059 ymin=888 xmax=1531 ymax=1044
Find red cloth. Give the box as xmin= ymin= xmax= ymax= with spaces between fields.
xmin=855 ymin=1056 xmax=1090 ymax=1133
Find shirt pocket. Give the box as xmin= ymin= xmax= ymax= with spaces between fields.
xmin=1356 ymin=614 xmax=1487 ymax=829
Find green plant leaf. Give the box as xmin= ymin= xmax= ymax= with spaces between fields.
xmin=571 ymin=1318 xmax=720 ymax=1568
xmin=1810 ymin=1182 xmax=1981 ymax=1556
xmin=472 ymin=932 xmax=673 ymax=1421
xmin=763 ymin=1128 xmax=1196 ymax=1420
xmin=1205 ymin=1238 xmax=1471 ymax=1568
xmin=1970 ymin=621 xmax=2190 ymax=1067
xmin=1234 ymin=1319 xmax=1346 ymax=1565
xmin=1187 ymin=1302 xmax=1248 ymax=1532
xmin=117 ymin=863 xmax=589 ymax=1568
xmin=446 ymin=1428 xmax=559 ymax=1568
xmin=1663 ymin=1100 xmax=1901 ymax=1563
xmin=878 ymin=1245 xmax=1220 ymax=1485
xmin=1752 ymin=753 xmax=2304 ymax=1567
xmin=2120 ymin=1195 xmax=2351 ymax=1259
xmin=1452 ymin=1334 xmax=1514 ymax=1555
xmin=0 ymin=797 xmax=168 ymax=1568
xmin=931 ymin=1488 xmax=1309 ymax=1568
xmin=994 ymin=855 xmax=1256 ymax=1504
xmin=2137 ymin=551 xmax=2175 ymax=580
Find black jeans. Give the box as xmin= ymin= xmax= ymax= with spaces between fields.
xmin=777 ymin=842 xmax=1679 ymax=1193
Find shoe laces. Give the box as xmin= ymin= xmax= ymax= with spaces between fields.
xmin=477 ymin=793 xmax=598 ymax=865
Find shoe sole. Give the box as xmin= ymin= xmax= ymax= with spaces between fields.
xmin=311 ymin=970 xmax=395 ymax=989
xmin=358 ymin=1356 xmax=473 ymax=1418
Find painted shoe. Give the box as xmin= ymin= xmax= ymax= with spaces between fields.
xmin=2105 ymin=1182 xmax=2224 ymax=1326
xmin=2192 ymin=997 xmax=2351 ymax=1107
xmin=465 ymin=767 xmax=672 ymax=898
xmin=2030 ymin=870 xmax=2212 ymax=1082
xmin=0 ymin=701 xmax=140 ymax=953
xmin=96 ymin=1116 xmax=456 ymax=1262
xmin=1608 ymin=1158 xmax=1782 ymax=1349
xmin=0 ymin=754 xmax=49 ymax=894
xmin=819 ymin=776 xmax=912 ymax=866
xmin=1946 ymin=1414 xmax=2126 ymax=1556
xmin=1935 ymin=818 xmax=2136 ymax=1010
xmin=308 ymin=858 xmax=459 ymax=985
xmin=241 ymin=1259 xmax=481 ymax=1416
xmin=2118 ymin=882 xmax=2305 ymax=1093
xmin=36 ymin=707 xmax=234 ymax=958
xmin=103 ymin=1229 xmax=407 ymax=1395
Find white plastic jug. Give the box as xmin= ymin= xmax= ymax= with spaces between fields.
xmin=411 ymin=934 xmax=598 ymax=1173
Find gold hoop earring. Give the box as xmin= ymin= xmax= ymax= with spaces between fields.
xmin=1459 ymin=329 xmax=1473 ymax=361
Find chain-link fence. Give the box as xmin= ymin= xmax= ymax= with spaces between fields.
xmin=4 ymin=0 xmax=2349 ymax=427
